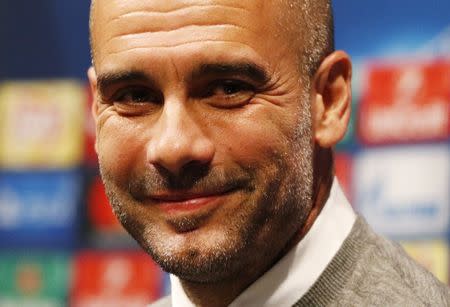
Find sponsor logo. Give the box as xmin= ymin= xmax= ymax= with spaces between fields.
xmin=71 ymin=252 xmax=165 ymax=306
xmin=358 ymin=60 xmax=450 ymax=144
xmin=354 ymin=145 xmax=449 ymax=238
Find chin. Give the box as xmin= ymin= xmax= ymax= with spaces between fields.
xmin=136 ymin=224 xmax=251 ymax=283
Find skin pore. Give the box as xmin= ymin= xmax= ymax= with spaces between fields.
xmin=89 ymin=1 xmax=351 ymax=306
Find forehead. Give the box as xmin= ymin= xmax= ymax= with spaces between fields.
xmin=92 ymin=0 xmax=291 ymax=72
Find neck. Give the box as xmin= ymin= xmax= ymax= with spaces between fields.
xmin=178 ymin=147 xmax=334 ymax=307
xmin=299 ymin=146 xmax=334 ymax=240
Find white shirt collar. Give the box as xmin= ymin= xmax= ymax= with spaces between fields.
xmin=170 ymin=178 xmax=356 ymax=307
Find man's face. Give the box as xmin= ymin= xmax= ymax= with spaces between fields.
xmin=90 ymin=0 xmax=314 ymax=282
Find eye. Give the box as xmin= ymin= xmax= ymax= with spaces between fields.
xmin=210 ymin=80 xmax=253 ymax=96
xmin=202 ymin=80 xmax=255 ymax=108
xmin=109 ymin=87 xmax=163 ymax=116
xmin=113 ymin=87 xmax=163 ymax=105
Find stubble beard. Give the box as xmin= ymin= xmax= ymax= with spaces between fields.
xmin=99 ymin=93 xmax=314 ymax=284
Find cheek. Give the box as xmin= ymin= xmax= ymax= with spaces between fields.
xmin=97 ymin=116 xmax=147 ymax=184
xmin=212 ymin=106 xmax=297 ymax=165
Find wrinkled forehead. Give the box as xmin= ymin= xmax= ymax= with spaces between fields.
xmin=91 ymin=0 xmax=284 ymax=63
xmin=93 ymin=0 xmax=269 ymax=18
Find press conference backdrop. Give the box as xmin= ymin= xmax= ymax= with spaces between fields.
xmin=0 ymin=0 xmax=449 ymax=305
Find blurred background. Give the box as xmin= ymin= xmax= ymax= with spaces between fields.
xmin=0 ymin=0 xmax=449 ymax=305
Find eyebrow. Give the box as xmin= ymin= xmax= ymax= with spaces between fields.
xmin=96 ymin=62 xmax=269 ymax=94
xmin=97 ymin=71 xmax=157 ymax=95
xmin=191 ymin=62 xmax=269 ymax=84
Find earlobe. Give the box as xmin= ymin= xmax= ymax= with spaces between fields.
xmin=311 ymin=51 xmax=352 ymax=148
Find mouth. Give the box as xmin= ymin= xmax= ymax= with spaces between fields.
xmin=148 ymin=187 xmax=239 ymax=214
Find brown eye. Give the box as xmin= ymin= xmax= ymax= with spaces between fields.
xmin=212 ymin=80 xmax=253 ymax=96
xmin=114 ymin=87 xmax=163 ymax=105
xmin=203 ymin=80 xmax=255 ymax=108
xmin=111 ymin=87 xmax=163 ymax=116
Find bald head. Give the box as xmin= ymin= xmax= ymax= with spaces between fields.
xmin=280 ymin=0 xmax=334 ymax=76
xmin=89 ymin=0 xmax=333 ymax=77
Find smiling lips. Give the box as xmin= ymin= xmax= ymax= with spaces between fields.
xmin=149 ymin=190 xmax=234 ymax=214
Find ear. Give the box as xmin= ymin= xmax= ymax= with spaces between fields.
xmin=311 ymin=51 xmax=352 ymax=148
xmin=88 ymin=66 xmax=99 ymax=120
xmin=87 ymin=66 xmax=100 ymax=153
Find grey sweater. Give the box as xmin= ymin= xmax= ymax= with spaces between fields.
xmin=151 ymin=217 xmax=450 ymax=306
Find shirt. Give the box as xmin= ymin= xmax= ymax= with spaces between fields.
xmin=170 ymin=178 xmax=356 ymax=307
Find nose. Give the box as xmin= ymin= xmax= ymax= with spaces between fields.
xmin=146 ymin=101 xmax=215 ymax=175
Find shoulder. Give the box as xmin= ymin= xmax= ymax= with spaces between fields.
xmin=298 ymin=217 xmax=450 ymax=306
xmin=148 ymin=295 xmax=172 ymax=307
xmin=338 ymin=217 xmax=450 ymax=305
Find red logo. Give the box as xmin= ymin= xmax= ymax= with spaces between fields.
xmin=71 ymin=251 xmax=165 ymax=306
xmin=358 ymin=59 xmax=450 ymax=144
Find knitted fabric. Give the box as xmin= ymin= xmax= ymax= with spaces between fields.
xmin=294 ymin=217 xmax=450 ymax=306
